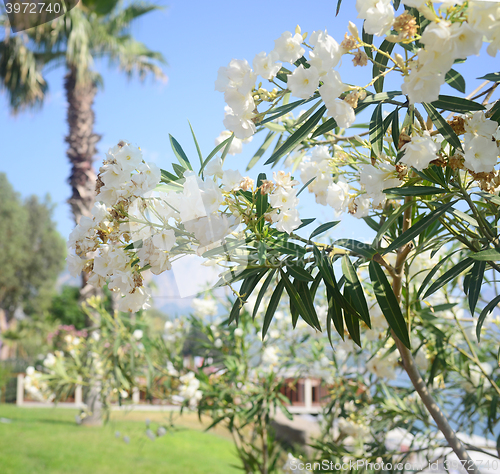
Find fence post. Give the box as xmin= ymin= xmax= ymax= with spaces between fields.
xmin=304 ymin=378 xmax=312 ymax=411
xmin=16 ymin=373 xmax=24 ymax=406
xmin=132 ymin=387 xmax=140 ymax=404
xmin=75 ymin=384 xmax=83 ymax=407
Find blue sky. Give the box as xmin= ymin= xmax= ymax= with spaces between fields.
xmin=1 ymin=0 xmax=499 ymax=306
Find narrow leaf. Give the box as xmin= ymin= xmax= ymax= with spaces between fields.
xmin=373 ymin=40 xmax=395 ymax=93
xmin=310 ymin=221 xmax=340 ymax=239
xmin=445 ymin=69 xmax=466 ymax=93
xmin=423 ymin=257 xmax=474 ymax=299
xmin=369 ymin=261 xmax=411 ymax=348
xmin=383 ymin=186 xmax=447 ymax=196
xmin=468 ymin=261 xmax=486 ymax=316
xmin=432 ymin=95 xmax=485 ymax=113
xmin=265 ymin=106 xmax=326 ymax=165
xmin=342 ymin=256 xmax=370 ymax=327
xmin=370 ymin=103 xmax=384 ymax=157
xmin=169 ymin=134 xmax=192 ymax=170
xmin=477 ymin=295 xmax=500 ymax=342
xmin=262 ymin=278 xmax=285 ymax=339
xmin=384 ymin=200 xmax=456 ymax=254
xmin=422 ymin=103 xmax=463 ymax=151
xmin=471 ymin=249 xmax=500 ymax=261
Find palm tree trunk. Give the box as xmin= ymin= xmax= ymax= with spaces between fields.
xmin=64 ymin=66 xmax=103 ymax=425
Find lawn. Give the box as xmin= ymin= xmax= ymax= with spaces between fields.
xmin=0 ymin=405 xmax=242 ymax=474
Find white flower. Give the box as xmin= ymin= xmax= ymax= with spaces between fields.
xmin=269 ymin=187 xmax=298 ymax=211
xmin=463 ymin=136 xmax=498 ymax=173
xmin=224 ymin=88 xmax=255 ymax=116
xmin=118 ymin=287 xmax=151 ymax=313
xmin=273 ymin=31 xmax=305 ymax=63
xmin=319 ymin=70 xmax=347 ymax=105
xmin=113 ymin=144 xmax=143 ymax=172
xmin=308 ymin=30 xmax=342 ymax=75
xmin=152 ymin=229 xmax=176 ymax=251
xmin=223 ymin=111 xmax=256 ymax=139
xmin=276 ymin=208 xmax=301 ymax=234
xmin=215 ymin=59 xmax=256 ymax=95
xmin=401 ymin=135 xmax=439 ymax=171
xmin=133 ymin=162 xmax=161 ymax=195
xmin=67 ymin=253 xmax=87 ymax=277
xmin=221 ymin=169 xmax=244 ymax=191
xmin=325 ymin=99 xmax=355 ymax=129
xmin=234 ymin=327 xmax=244 ymax=337
xmin=192 ymin=298 xmax=218 ymax=317
xmin=253 ymin=51 xmax=282 ymax=80
xmin=204 ymin=157 xmax=224 ymax=177
xmin=353 ymin=195 xmax=371 ymax=218
xmin=287 ymin=65 xmax=320 ymax=99
xmin=214 ymin=131 xmax=246 ymax=156
xmin=326 ymin=179 xmax=350 ymax=212
xmin=214 ymin=338 xmax=223 ymax=349
xmin=359 ymin=163 xmax=402 ymax=198
xmin=356 ymin=0 xmax=394 ymax=36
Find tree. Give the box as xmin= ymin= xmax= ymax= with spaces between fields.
xmin=0 ymin=173 xmax=66 ymax=359
xmin=0 ymin=0 xmax=165 ymax=290
xmin=0 ymin=0 xmax=165 ymax=424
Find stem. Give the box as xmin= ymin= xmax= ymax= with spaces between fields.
xmin=391 ymin=196 xmax=480 ymax=474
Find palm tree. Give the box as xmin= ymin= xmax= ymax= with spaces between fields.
xmin=0 ymin=0 xmax=165 ymax=423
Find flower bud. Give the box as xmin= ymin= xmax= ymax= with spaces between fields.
xmin=348 ymin=21 xmax=359 ymax=39
xmin=394 ymin=53 xmax=405 ymax=69
xmin=295 ymin=24 xmax=301 ymax=35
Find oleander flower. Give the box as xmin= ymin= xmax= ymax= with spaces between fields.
xmin=400 ymin=134 xmax=439 ymax=171
xmin=273 ymin=31 xmax=305 ymax=64
xmin=287 ymin=65 xmax=320 ymax=99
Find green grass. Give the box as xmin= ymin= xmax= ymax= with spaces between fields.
xmin=0 ymin=405 xmax=242 ymax=474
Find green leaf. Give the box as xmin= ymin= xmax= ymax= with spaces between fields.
xmin=488 ymin=100 xmax=500 ymax=124
xmin=383 ymin=186 xmax=448 ymax=196
xmin=310 ymin=221 xmax=340 ymax=239
xmin=262 ymin=278 xmax=285 ymax=339
xmin=188 ymin=121 xmax=203 ymax=168
xmin=359 ymin=91 xmax=402 ymax=105
xmin=370 ymin=103 xmax=384 ymax=158
xmin=468 ymin=260 xmax=486 ymax=316
xmin=423 ymin=257 xmax=474 ymax=299
xmin=477 ymin=72 xmax=500 ymax=83
xmin=281 ymin=270 xmax=321 ymax=331
xmin=311 ymin=118 xmax=337 ymax=138
xmin=445 ymin=69 xmax=466 ymax=94
xmin=253 ymin=269 xmax=277 ymax=319
xmin=373 ymin=40 xmax=395 ymax=93
xmin=342 ymin=256 xmax=370 ymax=327
xmin=416 ymin=249 xmax=461 ymax=298
xmin=335 ymin=239 xmax=378 ymax=259
xmin=297 ymin=177 xmax=316 ymax=197
xmin=220 ymin=133 xmax=234 ymax=164
xmin=431 ymin=95 xmax=485 ymax=113
xmin=369 ymin=261 xmax=411 ymax=348
xmin=477 ymin=295 xmax=500 ymax=342
xmin=471 ymin=249 xmax=500 ymax=261
xmin=256 ymin=173 xmax=269 ymax=233
xmin=286 ymin=263 xmax=314 ymax=282
xmin=199 ymin=137 xmax=232 ymax=175
xmin=295 ymin=279 xmax=322 ymax=331
xmin=247 ymin=132 xmax=276 ymax=170
xmin=422 ymin=103 xmax=463 ymax=151
xmin=362 ymin=23 xmax=373 ymax=59
xmin=343 ymin=290 xmax=361 ymax=346
xmin=392 ymin=107 xmax=400 ymax=150
xmin=327 ymin=286 xmax=344 ymax=340
xmin=229 ymin=271 xmax=267 ymax=324
xmin=375 ymin=201 xmax=413 ymax=246
xmin=259 ymin=96 xmax=317 ymax=125
xmin=384 ymin=200 xmax=456 ymax=254
xmin=335 ymin=0 xmax=342 ymax=15
xmin=172 ymin=163 xmax=187 ymax=178
xmin=265 ymin=106 xmax=326 ymax=165
xmin=169 ymin=135 xmax=192 ymax=171
xmin=393 ymin=0 xmax=401 ymax=9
